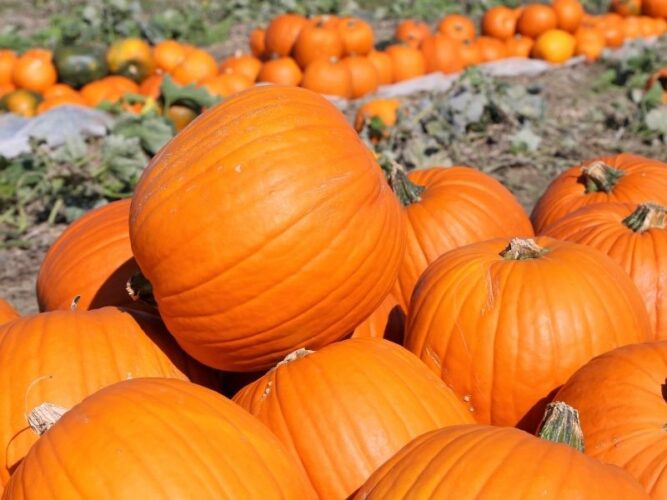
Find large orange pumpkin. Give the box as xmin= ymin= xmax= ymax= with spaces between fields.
xmin=531 ymin=153 xmax=667 ymax=232
xmin=233 ymin=338 xmax=475 ymax=499
xmin=36 ymin=200 xmax=140 ymax=312
xmin=385 ymin=44 xmax=426 ymax=82
xmin=0 ymin=300 xmax=18 ymax=325
xmin=556 ymin=341 xmax=667 ymax=498
xmin=405 ymin=236 xmax=652 ymax=430
xmin=293 ymin=23 xmax=344 ymax=68
xmin=354 ymin=424 xmax=649 ymax=498
xmin=542 ymin=202 xmax=667 ymax=339
xmin=0 ymin=307 xmax=216 ymax=489
xmin=421 ymin=34 xmax=465 ymax=74
xmin=264 ymin=13 xmax=308 ymax=57
xmin=5 ymin=378 xmax=316 ymax=498
xmin=389 ymin=166 xmax=533 ymax=311
xmin=129 ymin=86 xmax=405 ymax=371
xmin=257 ymin=56 xmax=302 ymax=86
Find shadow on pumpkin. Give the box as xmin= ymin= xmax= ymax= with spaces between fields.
xmin=516 ymin=386 xmax=560 ymax=433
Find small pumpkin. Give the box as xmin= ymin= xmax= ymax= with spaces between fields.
xmin=542 ymin=202 xmax=667 ymax=340
xmin=574 ymin=26 xmax=606 ymax=61
xmin=165 ymin=104 xmax=198 ymax=132
xmin=0 ymin=307 xmax=217 ymax=488
xmin=37 ymin=93 xmax=87 ymax=113
xmin=257 ymin=56 xmax=302 ymax=86
xmin=0 ymin=50 xmax=17 ymax=85
xmin=553 ymin=0 xmax=585 ymax=33
xmin=438 ymin=14 xmax=476 ymax=42
xmin=421 ymin=34 xmax=465 ymax=74
xmin=354 ymin=423 xmax=649 ymax=499
xmin=53 ymin=45 xmax=107 ymax=88
xmin=459 ymin=39 xmax=484 ymax=66
xmin=1 ymin=89 xmax=41 ymax=117
xmin=385 ymin=44 xmax=426 ymax=82
xmin=301 ymin=57 xmax=352 ymax=98
xmin=0 ymin=299 xmax=18 ymax=325
xmin=233 ymin=338 xmax=475 ymax=499
xmin=106 ymin=38 xmax=155 ymax=83
xmin=201 ymin=72 xmax=252 ymax=98
xmin=476 ymin=36 xmax=509 ymax=62
xmin=138 ymin=74 xmax=163 ymax=99
xmin=532 ymin=29 xmax=576 ymax=63
xmin=171 ymin=49 xmax=217 ymax=85
xmin=264 ymin=14 xmax=308 ymax=57
xmin=80 ymin=75 xmax=139 ymax=107
xmin=395 ymin=20 xmax=431 ymax=48
xmin=153 ymin=39 xmax=188 ymax=73
xmin=337 ymin=17 xmax=374 ymax=56
xmin=531 ymin=153 xmax=667 ymax=232
xmin=482 ymin=6 xmax=518 ymax=40
xmin=354 ymin=97 xmax=401 ymax=132
xmin=342 ymin=55 xmax=379 ymax=99
xmin=505 ymin=35 xmax=535 ymax=58
xmin=5 ymin=378 xmax=316 ymax=498
xmin=556 ymin=340 xmax=667 ymax=498
xmin=249 ymin=27 xmax=267 ymax=59
xmin=404 ymin=236 xmax=652 ymax=430
xmin=219 ymin=50 xmax=262 ymax=82
xmin=12 ymin=51 xmax=57 ymax=93
xmin=37 ymin=200 xmax=140 ymax=312
xmin=517 ymin=4 xmax=559 ymax=38
xmin=293 ymin=23 xmax=344 ymax=69
xmin=366 ymin=50 xmax=393 ymax=85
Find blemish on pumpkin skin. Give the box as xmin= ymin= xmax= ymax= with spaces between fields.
xmin=234 ymin=164 xmax=242 ymax=173
xmin=260 ymin=380 xmax=272 ymax=400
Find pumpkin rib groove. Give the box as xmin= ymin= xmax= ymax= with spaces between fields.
xmin=157 ymin=161 xmax=371 ymax=304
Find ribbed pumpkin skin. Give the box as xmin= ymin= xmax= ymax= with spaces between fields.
xmin=531 ymin=153 xmax=667 ymax=232
xmin=0 ymin=307 xmax=215 ymax=488
xmin=4 ymin=378 xmax=316 ymax=499
xmin=404 ymin=236 xmax=652 ymax=430
xmin=233 ymin=338 xmax=475 ymax=499
xmin=354 ymin=425 xmax=650 ymax=499
xmin=0 ymin=300 xmax=18 ymax=325
xmin=36 ymin=199 xmax=139 ymax=311
xmin=395 ymin=167 xmax=534 ymax=311
xmin=556 ymin=341 xmax=667 ymax=498
xmin=542 ymin=202 xmax=667 ymax=339
xmin=129 ymin=86 xmax=405 ymax=371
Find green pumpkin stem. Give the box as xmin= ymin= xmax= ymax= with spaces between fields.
xmin=622 ymin=203 xmax=667 ymax=233
xmin=581 ymin=161 xmax=624 ymax=193
xmin=500 ymin=238 xmax=549 ymax=260
xmin=388 ymin=161 xmax=425 ymax=206
xmin=537 ymin=401 xmax=585 ymax=452
xmin=126 ymin=272 xmax=157 ymax=308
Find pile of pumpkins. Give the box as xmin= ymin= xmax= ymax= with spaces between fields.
xmin=1 ymin=84 xmax=666 ymax=498
xmin=2 ymin=0 xmax=667 ymax=119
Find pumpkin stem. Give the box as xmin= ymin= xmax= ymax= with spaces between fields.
xmin=387 ymin=161 xmax=425 ymax=206
xmin=622 ymin=203 xmax=667 ymax=233
xmin=500 ymin=238 xmax=549 ymax=260
xmin=126 ymin=272 xmax=157 ymax=308
xmin=70 ymin=295 xmax=80 ymax=311
xmin=580 ymin=161 xmax=624 ymax=193
xmin=27 ymin=402 xmax=69 ymax=436
xmin=536 ymin=401 xmax=585 ymax=452
xmin=277 ymin=348 xmax=314 ymax=367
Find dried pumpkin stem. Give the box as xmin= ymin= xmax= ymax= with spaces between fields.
xmin=536 ymin=401 xmax=585 ymax=452
xmin=622 ymin=203 xmax=667 ymax=233
xmin=500 ymin=238 xmax=548 ymax=260
xmin=388 ymin=161 xmax=425 ymax=206
xmin=27 ymin=402 xmax=69 ymax=436
xmin=126 ymin=271 xmax=157 ymax=308
xmin=277 ymin=348 xmax=314 ymax=367
xmin=580 ymin=161 xmax=624 ymax=193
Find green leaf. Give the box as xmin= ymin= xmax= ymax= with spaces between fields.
xmin=160 ymin=75 xmax=220 ymax=113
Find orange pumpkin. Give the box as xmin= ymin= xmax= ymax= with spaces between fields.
xmin=129 ymin=86 xmax=405 ymax=371
xmin=505 ymin=35 xmax=535 ymax=57
xmin=307 ymin=14 xmax=340 ymax=29
xmin=476 ymin=36 xmax=509 ymax=62
xmin=36 ymin=200 xmax=141 ymax=312
xmin=257 ymin=56 xmax=302 ymax=86
xmin=622 ymin=16 xmax=643 ymax=38
xmin=0 ymin=300 xmax=18 ymax=325
xmin=438 ymin=14 xmax=476 ymax=42
xmin=12 ymin=51 xmax=57 ymax=93
xmin=171 ymin=49 xmax=217 ymax=85
xmin=405 ymin=236 xmax=652 ymax=430
xmin=600 ymin=13 xmax=627 ymax=47
xmin=341 ymin=56 xmax=379 ymax=99
xmin=80 ymin=75 xmax=139 ymax=107
xmin=138 ymin=74 xmax=163 ymax=99
xmin=233 ymin=338 xmax=475 ymax=499
xmin=0 ymin=307 xmax=216 ymax=489
xmin=553 ymin=0 xmax=585 ymax=32
xmin=37 ymin=93 xmax=86 ymax=113
xmin=395 ymin=19 xmax=431 ymax=48
xmin=293 ymin=23 xmax=344 ymax=68
xmin=0 ymin=82 xmax=15 ymax=98
xmin=354 ymin=424 xmax=649 ymax=498
xmin=532 ymin=29 xmax=576 ymax=63
xmin=337 ymin=17 xmax=374 ymax=56
xmin=5 ymin=378 xmax=316 ymax=499
xmin=385 ymin=44 xmax=426 ymax=82
xmin=301 ymin=57 xmax=352 ymax=98
xmin=219 ymin=51 xmax=262 ymax=82
xmin=249 ymin=27 xmax=267 ymax=58
xmin=42 ymin=83 xmax=77 ymax=99
xmin=350 ymin=292 xmax=404 ymax=343
xmin=574 ymin=26 xmax=606 ymax=61
xmin=610 ymin=0 xmax=643 ymax=16
xmin=459 ymin=39 xmax=484 ymax=66
xmin=367 ymin=50 xmax=393 ymax=84
xmin=264 ymin=13 xmax=308 ymax=57
xmin=201 ymin=72 xmax=252 ymax=98
xmin=389 ymin=166 xmax=533 ymax=312
xmin=531 ymin=153 xmax=667 ymax=232
xmin=2 ymin=90 xmax=40 ymax=117
xmin=517 ymin=4 xmax=559 ymax=38
xmin=556 ymin=341 xmax=667 ymax=497
xmin=153 ymin=39 xmax=188 ymax=73
xmin=421 ymin=34 xmax=465 ymax=74
xmin=106 ymin=37 xmax=155 ymax=83
xmin=482 ymin=6 xmax=518 ymax=40
xmin=354 ymin=97 xmax=401 ymax=131
xmin=542 ymin=202 xmax=667 ymax=339
xmin=0 ymin=50 xmax=17 ymax=85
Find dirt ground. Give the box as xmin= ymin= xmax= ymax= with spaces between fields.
xmin=2 ymin=55 xmax=665 ymax=316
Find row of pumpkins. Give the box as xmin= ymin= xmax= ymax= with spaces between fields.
xmin=0 ymin=84 xmax=666 ymax=497
xmin=3 ymin=0 xmax=667 ymax=119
